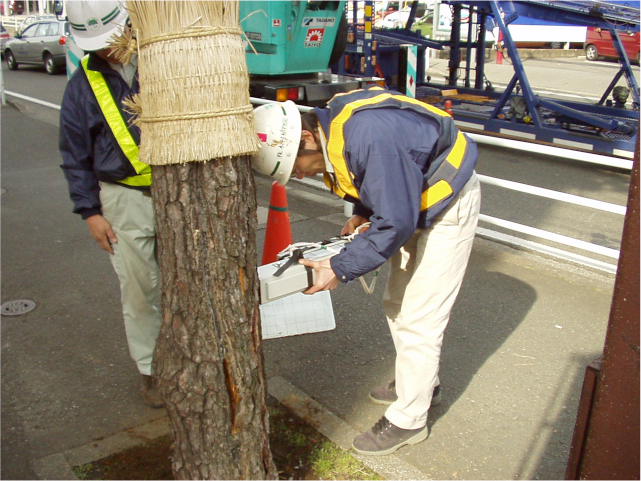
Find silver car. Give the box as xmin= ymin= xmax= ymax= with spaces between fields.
xmin=0 ymin=25 xmax=10 ymax=56
xmin=4 ymin=18 xmax=70 ymax=75
xmin=19 ymin=15 xmax=57 ymax=34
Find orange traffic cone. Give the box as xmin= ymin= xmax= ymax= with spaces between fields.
xmin=261 ymin=181 xmax=293 ymax=265
xmin=444 ymin=99 xmax=453 ymax=116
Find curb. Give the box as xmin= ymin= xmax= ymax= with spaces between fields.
xmin=31 ymin=377 xmax=426 ymax=480
xmin=434 ymin=47 xmax=584 ymax=61
xmin=31 ymin=417 xmax=170 ymax=480
xmin=269 ymin=376 xmax=429 ymax=481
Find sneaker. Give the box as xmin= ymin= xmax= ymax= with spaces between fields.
xmin=369 ymin=381 xmax=441 ymax=406
xmin=141 ymin=375 xmax=164 ymax=408
xmin=352 ymin=416 xmax=428 ymax=456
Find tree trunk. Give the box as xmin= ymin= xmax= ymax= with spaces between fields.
xmin=151 ymin=156 xmax=277 ymax=480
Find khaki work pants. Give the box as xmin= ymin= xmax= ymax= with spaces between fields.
xmin=383 ymin=172 xmax=481 ymax=430
xmin=99 ymin=182 xmax=161 ymax=376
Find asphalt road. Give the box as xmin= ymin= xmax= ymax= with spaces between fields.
xmin=1 ymin=60 xmax=67 ymax=105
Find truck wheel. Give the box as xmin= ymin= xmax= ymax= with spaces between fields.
xmin=585 ymin=44 xmax=599 ymax=61
xmin=328 ymin=11 xmax=348 ymax=67
xmin=6 ymin=50 xmax=17 ymax=70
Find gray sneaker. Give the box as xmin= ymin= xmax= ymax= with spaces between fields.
xmin=369 ymin=381 xmax=441 ymax=406
xmin=352 ymin=416 xmax=428 ymax=456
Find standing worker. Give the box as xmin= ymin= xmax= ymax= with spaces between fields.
xmin=253 ymin=86 xmax=481 ymax=455
xmin=59 ymin=1 xmax=163 ymax=408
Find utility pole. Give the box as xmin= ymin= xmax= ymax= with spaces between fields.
xmin=566 ymin=139 xmax=639 ymax=480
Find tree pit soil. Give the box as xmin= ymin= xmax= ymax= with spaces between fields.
xmin=73 ymin=395 xmax=380 ymax=480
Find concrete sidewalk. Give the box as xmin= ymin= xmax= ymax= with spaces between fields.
xmin=1 ymin=103 xmax=616 ymax=480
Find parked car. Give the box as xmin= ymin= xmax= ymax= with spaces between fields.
xmin=584 ymin=26 xmax=640 ymax=63
xmin=0 ymin=25 xmax=10 ymax=56
xmin=3 ymin=18 xmax=69 ymax=74
xmin=19 ymin=15 xmax=57 ymax=34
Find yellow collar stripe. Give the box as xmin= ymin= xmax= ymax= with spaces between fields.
xmin=392 ymin=96 xmax=467 ymax=169
xmin=328 ymin=92 xmax=399 ymax=199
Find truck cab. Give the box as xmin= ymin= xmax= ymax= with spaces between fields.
xmin=240 ymin=1 xmax=377 ymax=105
xmin=241 ymin=1 xmax=345 ymax=75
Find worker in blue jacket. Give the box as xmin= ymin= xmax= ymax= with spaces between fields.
xmin=59 ymin=0 xmax=162 ymax=408
xmin=253 ymin=87 xmax=481 ymax=456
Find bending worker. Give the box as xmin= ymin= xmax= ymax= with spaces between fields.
xmin=253 ymin=86 xmax=481 ymax=456
xmin=59 ymin=0 xmax=162 ymax=408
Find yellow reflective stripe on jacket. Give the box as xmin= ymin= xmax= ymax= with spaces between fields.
xmin=323 ymin=172 xmax=352 ymax=198
xmin=446 ymin=131 xmax=467 ymax=169
xmin=421 ymin=180 xmax=453 ymax=210
xmin=81 ymin=55 xmax=151 ymax=187
xmin=327 ymin=92 xmax=395 ymax=199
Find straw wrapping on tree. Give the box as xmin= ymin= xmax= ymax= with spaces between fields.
xmin=124 ymin=1 xmax=259 ymax=166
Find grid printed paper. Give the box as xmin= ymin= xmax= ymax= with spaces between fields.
xmin=258 ymin=261 xmax=336 ymax=339
xmin=259 ymin=291 xmax=336 ymax=339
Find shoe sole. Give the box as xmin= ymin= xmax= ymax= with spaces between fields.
xmin=368 ymin=393 xmax=396 ymax=406
xmin=368 ymin=391 xmax=442 ymax=407
xmin=351 ymin=426 xmax=429 ymax=456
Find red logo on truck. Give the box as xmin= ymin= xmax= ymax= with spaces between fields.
xmin=305 ymin=28 xmax=324 ymax=47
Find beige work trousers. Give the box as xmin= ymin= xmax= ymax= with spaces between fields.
xmin=383 ymin=172 xmax=481 ymax=430
xmin=99 ymin=182 xmax=161 ymax=376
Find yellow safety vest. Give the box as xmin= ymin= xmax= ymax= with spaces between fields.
xmin=321 ymin=86 xmax=474 ymax=214
xmin=81 ymin=55 xmax=151 ymax=188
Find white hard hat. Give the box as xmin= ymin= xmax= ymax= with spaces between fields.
xmin=66 ymin=1 xmax=129 ymax=52
xmin=252 ymin=101 xmax=302 ymax=186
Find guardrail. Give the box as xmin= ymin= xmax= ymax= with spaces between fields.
xmin=1 ymin=16 xmax=23 ymax=29
xmin=475 ymin=174 xmax=623 ymax=273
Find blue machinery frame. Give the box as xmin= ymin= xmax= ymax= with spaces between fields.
xmin=337 ymin=1 xmax=639 ymax=159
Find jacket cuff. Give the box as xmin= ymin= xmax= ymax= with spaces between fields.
xmin=330 ymin=256 xmax=354 ymax=283
xmin=79 ymin=208 xmax=102 ymax=220
xmin=353 ymin=203 xmax=373 ymax=220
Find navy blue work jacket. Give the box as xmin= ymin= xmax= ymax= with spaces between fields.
xmin=59 ymin=53 xmax=142 ymax=219
xmin=314 ymin=101 xmax=477 ymax=283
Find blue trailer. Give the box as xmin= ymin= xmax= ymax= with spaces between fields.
xmin=340 ymin=0 xmax=639 ymax=159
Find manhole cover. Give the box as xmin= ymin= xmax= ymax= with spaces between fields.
xmin=1 ymin=300 xmax=36 ymax=316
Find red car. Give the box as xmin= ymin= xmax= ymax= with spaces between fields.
xmin=585 ymin=26 xmax=640 ymax=63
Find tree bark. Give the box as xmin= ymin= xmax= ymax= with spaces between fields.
xmin=151 ymin=156 xmax=277 ymax=480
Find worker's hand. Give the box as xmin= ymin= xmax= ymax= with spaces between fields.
xmin=85 ymin=214 xmax=117 ymax=255
xmin=341 ymin=214 xmax=370 ymax=236
xmin=298 ymin=258 xmax=339 ymax=295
